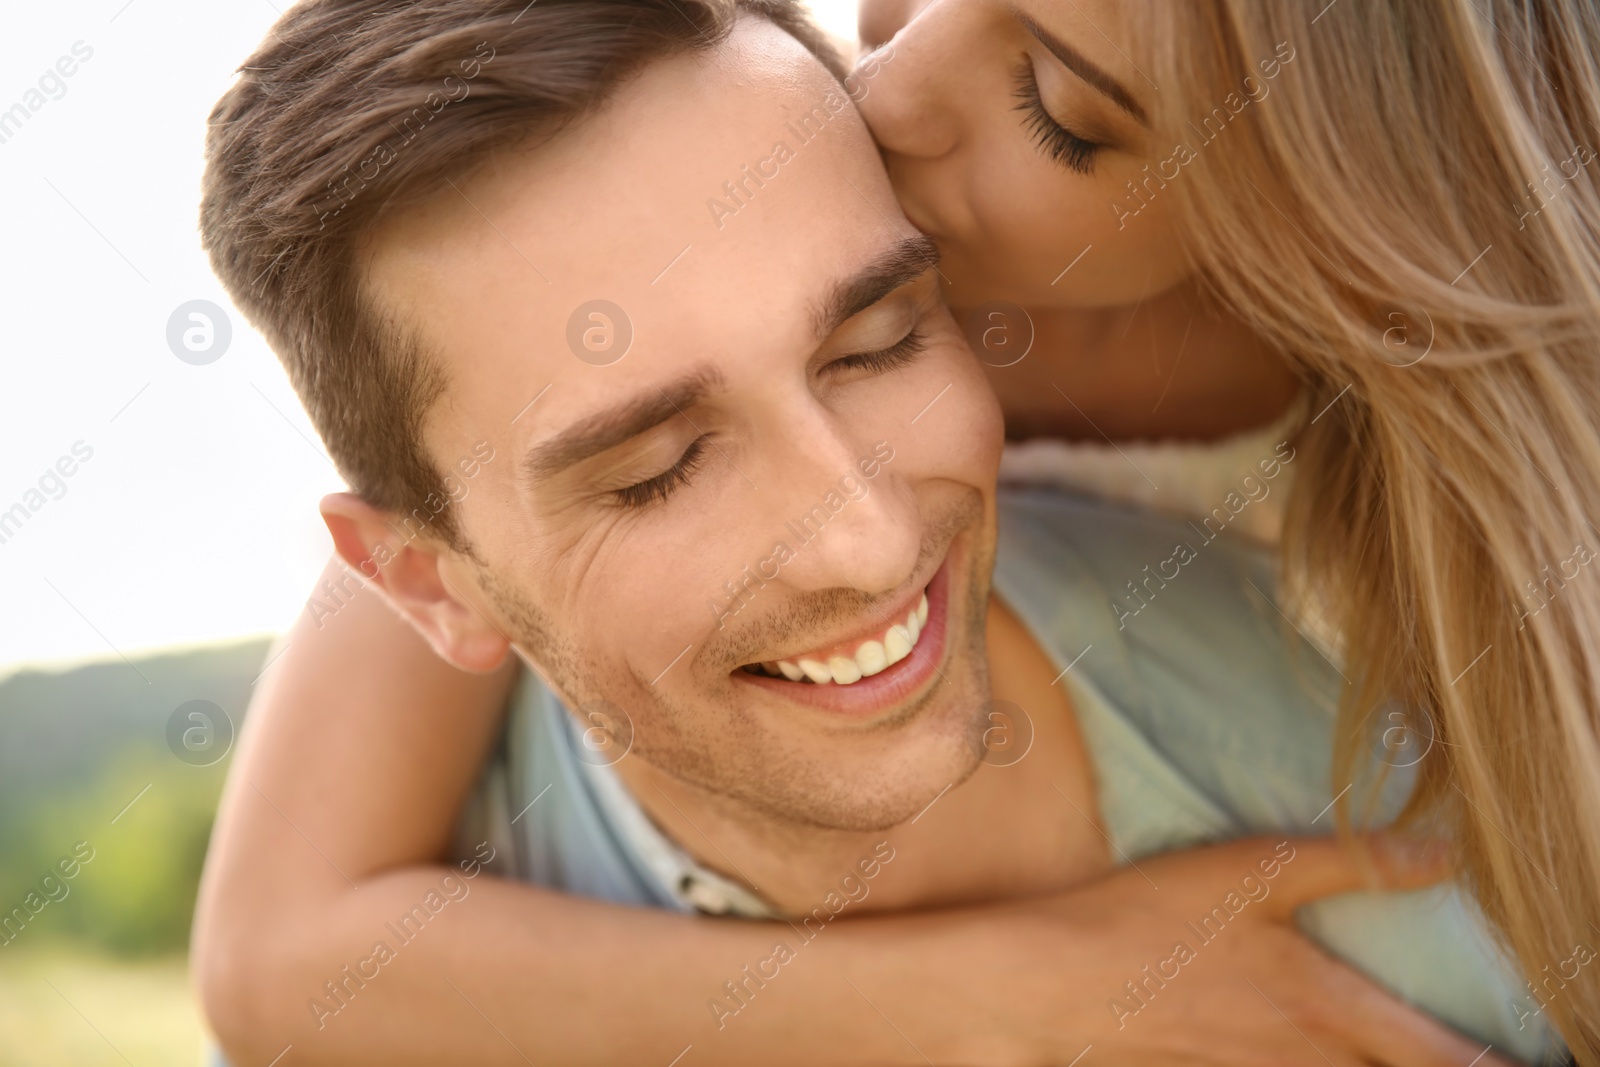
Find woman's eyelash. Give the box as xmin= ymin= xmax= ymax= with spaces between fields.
xmin=1012 ymin=62 xmax=1101 ymax=175
xmin=831 ymin=328 xmax=928 ymax=374
xmin=611 ymin=436 xmax=708 ymax=510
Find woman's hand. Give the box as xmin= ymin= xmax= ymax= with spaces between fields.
xmin=901 ymin=835 xmax=1513 ymax=1067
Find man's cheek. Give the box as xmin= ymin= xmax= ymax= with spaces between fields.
xmin=923 ymin=346 xmax=1005 ymax=477
xmin=577 ymin=558 xmax=709 ymax=683
xmin=542 ymin=504 xmax=643 ymax=619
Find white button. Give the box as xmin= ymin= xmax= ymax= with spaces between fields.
xmin=680 ymin=876 xmax=733 ymax=915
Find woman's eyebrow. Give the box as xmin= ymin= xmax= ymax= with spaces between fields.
xmin=1012 ymin=7 xmax=1148 ymax=125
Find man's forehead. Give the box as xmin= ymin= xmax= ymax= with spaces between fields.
xmin=366 ymin=19 xmax=863 ymax=280
xmin=361 ymin=15 xmax=904 ymax=441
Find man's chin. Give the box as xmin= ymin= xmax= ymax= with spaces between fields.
xmin=713 ymin=661 xmax=994 ymax=834
xmin=730 ymin=738 xmax=986 ymax=834
xmin=831 ymin=751 xmax=986 ymax=833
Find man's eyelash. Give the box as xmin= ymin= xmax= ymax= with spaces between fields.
xmin=611 ymin=436 xmax=708 ymax=510
xmin=605 ymin=326 xmax=922 ymax=512
xmin=830 ymin=328 xmax=928 ymax=374
xmin=1012 ymin=63 xmax=1101 ymax=175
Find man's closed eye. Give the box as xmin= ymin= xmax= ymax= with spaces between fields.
xmin=610 ymin=435 xmax=710 ymax=509
xmin=826 ymin=327 xmax=928 ymax=376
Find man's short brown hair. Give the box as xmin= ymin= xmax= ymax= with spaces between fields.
xmin=201 ymin=0 xmax=842 ymax=548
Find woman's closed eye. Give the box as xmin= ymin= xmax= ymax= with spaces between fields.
xmin=1013 ymin=62 xmax=1102 ymax=175
xmin=610 ymin=435 xmax=708 ymax=510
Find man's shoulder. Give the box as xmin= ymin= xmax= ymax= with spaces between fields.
xmin=992 ymin=486 xmax=1338 ymax=743
xmin=993 ymin=486 xmax=1283 ymax=636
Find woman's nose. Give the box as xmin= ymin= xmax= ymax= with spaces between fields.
xmin=857 ymin=0 xmax=928 ymax=49
xmin=853 ymin=1 xmax=963 ymax=160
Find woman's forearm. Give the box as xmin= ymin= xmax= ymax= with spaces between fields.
xmin=202 ymin=862 xmax=1026 ymax=1067
xmin=200 ymin=836 xmax=1495 ymax=1067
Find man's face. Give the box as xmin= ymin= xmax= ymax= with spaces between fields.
xmin=363 ymin=17 xmax=1005 ymax=832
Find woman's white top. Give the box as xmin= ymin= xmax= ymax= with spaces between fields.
xmin=998 ymin=404 xmax=1304 ymax=546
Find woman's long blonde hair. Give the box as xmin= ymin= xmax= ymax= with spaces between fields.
xmin=1138 ymin=0 xmax=1600 ymax=1057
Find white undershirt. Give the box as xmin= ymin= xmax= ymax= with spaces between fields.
xmin=998 ymin=403 xmax=1304 ymax=545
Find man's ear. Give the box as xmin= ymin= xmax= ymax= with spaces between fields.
xmin=320 ymin=492 xmax=510 ymax=673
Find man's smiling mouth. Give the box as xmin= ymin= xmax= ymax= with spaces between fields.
xmin=726 ymin=545 xmax=959 ymax=724
xmin=740 ymin=591 xmax=930 ymax=685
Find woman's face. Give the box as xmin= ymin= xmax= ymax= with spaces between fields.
xmin=855 ymin=0 xmax=1193 ymax=313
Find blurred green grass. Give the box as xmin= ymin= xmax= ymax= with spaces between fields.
xmin=0 ymin=947 xmax=200 ymax=1066
xmin=0 ymin=638 xmax=271 ymax=1066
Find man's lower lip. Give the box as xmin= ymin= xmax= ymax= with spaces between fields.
xmin=730 ymin=556 xmax=954 ymax=719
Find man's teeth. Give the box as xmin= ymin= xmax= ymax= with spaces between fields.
xmin=760 ymin=592 xmax=930 ymax=686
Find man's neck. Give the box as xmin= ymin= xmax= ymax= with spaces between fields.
xmin=612 ymin=597 xmax=1113 ymax=916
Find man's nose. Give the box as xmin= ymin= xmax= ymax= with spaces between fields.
xmin=754 ymin=425 xmax=920 ymax=600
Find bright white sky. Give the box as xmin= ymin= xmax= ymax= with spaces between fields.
xmin=0 ymin=0 xmax=861 ymax=672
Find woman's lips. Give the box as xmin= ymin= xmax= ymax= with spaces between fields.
xmin=731 ymin=555 xmax=954 ymax=719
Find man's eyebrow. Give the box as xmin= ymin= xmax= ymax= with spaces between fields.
xmin=520 ymin=366 xmax=724 ymax=487
xmin=1013 ymin=8 xmax=1147 ymax=125
xmin=812 ymin=235 xmax=942 ymax=340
